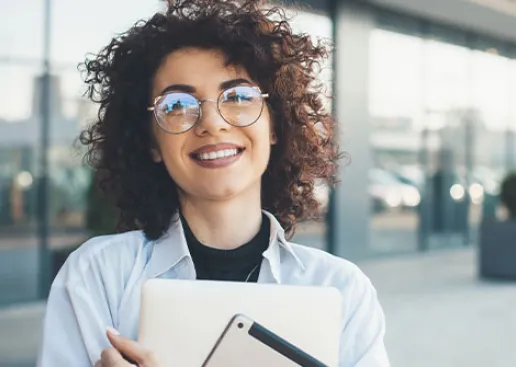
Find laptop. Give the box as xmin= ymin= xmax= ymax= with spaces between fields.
xmin=138 ymin=279 xmax=342 ymax=367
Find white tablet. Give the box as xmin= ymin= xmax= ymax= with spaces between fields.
xmin=138 ymin=279 xmax=342 ymax=367
xmin=202 ymin=314 xmax=329 ymax=367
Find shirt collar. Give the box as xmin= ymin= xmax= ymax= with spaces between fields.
xmin=147 ymin=210 xmax=305 ymax=283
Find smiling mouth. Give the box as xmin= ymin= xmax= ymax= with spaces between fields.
xmin=190 ymin=148 xmax=245 ymax=161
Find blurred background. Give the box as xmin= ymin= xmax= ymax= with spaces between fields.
xmin=1 ymin=0 xmax=516 ymax=366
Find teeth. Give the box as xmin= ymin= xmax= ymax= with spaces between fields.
xmin=198 ymin=149 xmax=239 ymax=161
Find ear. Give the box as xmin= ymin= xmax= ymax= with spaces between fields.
xmin=149 ymin=133 xmax=163 ymax=162
xmin=270 ymin=132 xmax=277 ymax=145
xmin=151 ymin=148 xmax=162 ymax=163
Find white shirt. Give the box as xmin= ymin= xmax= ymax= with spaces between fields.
xmin=37 ymin=211 xmax=390 ymax=367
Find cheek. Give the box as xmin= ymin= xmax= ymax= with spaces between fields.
xmin=249 ymin=123 xmax=273 ymax=163
xmin=264 ymin=108 xmax=276 ymax=143
xmin=154 ymin=133 xmax=186 ymax=171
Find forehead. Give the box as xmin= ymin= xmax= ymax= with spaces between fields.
xmin=152 ymin=48 xmax=252 ymax=96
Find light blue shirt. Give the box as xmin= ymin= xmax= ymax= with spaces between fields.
xmin=37 ymin=211 xmax=390 ymax=366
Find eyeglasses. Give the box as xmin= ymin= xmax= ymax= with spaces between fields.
xmin=147 ymin=85 xmax=269 ymax=134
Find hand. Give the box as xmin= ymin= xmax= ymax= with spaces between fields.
xmin=95 ymin=327 xmax=159 ymax=367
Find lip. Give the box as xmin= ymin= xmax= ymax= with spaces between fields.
xmin=189 ymin=142 xmax=245 ymax=169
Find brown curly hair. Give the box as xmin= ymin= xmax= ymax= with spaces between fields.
xmin=80 ymin=0 xmax=340 ymax=240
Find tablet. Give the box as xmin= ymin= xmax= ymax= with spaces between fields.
xmin=202 ymin=314 xmax=329 ymax=367
xmin=138 ymin=279 xmax=342 ymax=367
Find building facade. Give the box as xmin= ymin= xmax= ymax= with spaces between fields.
xmin=2 ymin=0 xmax=516 ymax=304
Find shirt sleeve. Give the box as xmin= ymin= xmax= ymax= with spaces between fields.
xmin=37 ymin=247 xmax=116 ymax=367
xmin=339 ymin=267 xmax=390 ymax=367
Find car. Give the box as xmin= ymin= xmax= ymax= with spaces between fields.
xmin=370 ymin=168 xmax=421 ymax=212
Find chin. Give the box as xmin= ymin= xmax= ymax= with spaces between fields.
xmin=202 ymin=186 xmax=245 ymax=200
xmin=194 ymin=179 xmax=258 ymax=201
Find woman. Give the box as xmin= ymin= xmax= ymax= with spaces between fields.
xmin=38 ymin=0 xmax=389 ymax=366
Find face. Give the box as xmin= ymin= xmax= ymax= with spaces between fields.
xmin=150 ymin=48 xmax=275 ymax=203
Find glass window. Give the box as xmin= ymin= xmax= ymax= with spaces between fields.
xmin=369 ymin=29 xmax=423 ymax=254
xmin=508 ymin=60 xmax=516 ymax=169
xmin=420 ymin=38 xmax=472 ymax=247
xmin=370 ymin=20 xmax=516 ymax=253
xmin=0 ymin=0 xmax=166 ymax=306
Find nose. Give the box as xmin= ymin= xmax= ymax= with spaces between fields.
xmin=193 ymin=100 xmax=229 ymax=136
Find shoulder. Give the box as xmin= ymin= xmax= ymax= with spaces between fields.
xmin=267 ymin=211 xmax=372 ymax=292
xmin=54 ymin=230 xmax=149 ymax=288
xmin=286 ymin=241 xmax=376 ymax=299
xmin=288 ymin=242 xmax=369 ymax=280
xmin=286 ymin=242 xmax=387 ymax=352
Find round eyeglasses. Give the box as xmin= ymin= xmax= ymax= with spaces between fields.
xmin=147 ymin=85 xmax=269 ymax=134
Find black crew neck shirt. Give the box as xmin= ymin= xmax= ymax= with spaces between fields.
xmin=180 ymin=214 xmax=270 ymax=282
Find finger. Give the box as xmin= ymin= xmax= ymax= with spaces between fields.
xmin=101 ymin=347 xmax=129 ymax=366
xmin=107 ymin=327 xmax=158 ymax=366
xmin=103 ymin=345 xmax=138 ymax=366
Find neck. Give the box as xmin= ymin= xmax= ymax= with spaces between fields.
xmin=179 ymin=191 xmax=263 ymax=250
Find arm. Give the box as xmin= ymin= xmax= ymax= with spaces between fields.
xmin=37 ymin=249 xmax=115 ymax=366
xmin=339 ymin=268 xmax=390 ymax=367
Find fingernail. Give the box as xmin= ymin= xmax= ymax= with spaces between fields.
xmin=106 ymin=326 xmax=120 ymax=336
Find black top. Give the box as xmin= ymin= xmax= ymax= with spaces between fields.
xmin=180 ymin=214 xmax=270 ymax=282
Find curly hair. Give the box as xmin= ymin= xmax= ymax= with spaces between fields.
xmin=80 ymin=0 xmax=340 ymax=240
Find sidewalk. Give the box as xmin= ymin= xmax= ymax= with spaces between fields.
xmin=1 ymin=247 xmax=515 ymax=366
xmin=0 ymin=302 xmax=45 ymax=367
xmin=360 ymin=248 xmax=516 ymax=367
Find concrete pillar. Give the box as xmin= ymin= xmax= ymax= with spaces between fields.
xmin=328 ymin=1 xmax=374 ymax=260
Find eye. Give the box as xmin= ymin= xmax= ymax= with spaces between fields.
xmin=165 ymin=101 xmax=188 ymax=114
xmin=225 ymin=93 xmax=253 ymax=103
xmin=221 ymin=86 xmax=261 ymax=105
xmin=158 ymin=93 xmax=199 ymax=116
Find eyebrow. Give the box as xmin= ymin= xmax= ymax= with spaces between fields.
xmin=159 ymin=78 xmax=253 ymax=96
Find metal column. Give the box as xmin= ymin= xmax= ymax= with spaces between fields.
xmin=38 ymin=0 xmax=52 ymax=299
